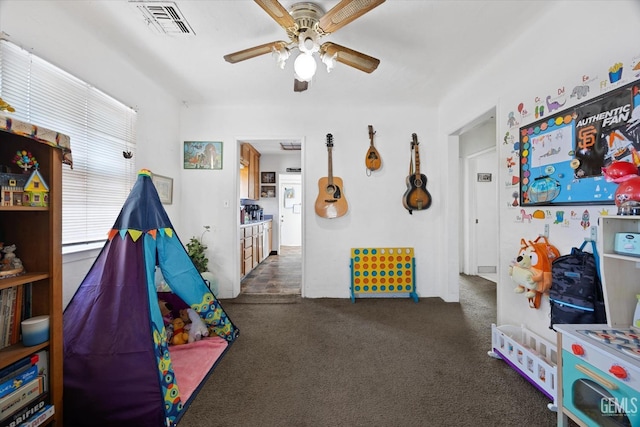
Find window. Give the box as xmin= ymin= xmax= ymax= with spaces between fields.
xmin=0 ymin=40 xmax=137 ymax=250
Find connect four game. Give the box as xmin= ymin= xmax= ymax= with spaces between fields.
xmin=350 ymin=247 xmax=417 ymax=303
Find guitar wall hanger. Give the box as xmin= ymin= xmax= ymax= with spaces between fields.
xmin=315 ymin=133 xmax=349 ymax=219
xmin=402 ymin=133 xmax=432 ymax=214
xmin=365 ymin=125 xmax=381 ymax=175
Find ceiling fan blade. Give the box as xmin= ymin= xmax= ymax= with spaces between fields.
xmin=318 ymin=0 xmax=386 ymax=35
xmin=224 ymin=41 xmax=288 ymax=64
xmin=294 ymin=79 xmax=308 ymax=92
xmin=320 ymin=42 xmax=380 ymax=73
xmin=254 ymin=0 xmax=297 ymax=32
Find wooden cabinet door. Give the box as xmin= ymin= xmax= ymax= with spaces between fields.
xmin=263 ymin=221 xmax=271 ymax=259
xmin=240 ymin=236 xmax=245 ymax=276
xmin=250 ymin=150 xmax=261 ymax=200
xmin=240 ymin=143 xmax=250 ymax=166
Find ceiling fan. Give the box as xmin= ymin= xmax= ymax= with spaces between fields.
xmin=223 ymin=0 xmax=385 ymax=92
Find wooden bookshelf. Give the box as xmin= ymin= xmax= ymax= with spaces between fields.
xmin=0 ymin=117 xmax=69 ymax=426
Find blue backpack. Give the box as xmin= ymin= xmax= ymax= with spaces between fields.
xmin=549 ymin=240 xmax=607 ymax=330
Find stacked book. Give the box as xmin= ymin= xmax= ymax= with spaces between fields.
xmin=0 ymin=285 xmax=32 ymax=350
xmin=0 ymin=350 xmax=51 ymax=427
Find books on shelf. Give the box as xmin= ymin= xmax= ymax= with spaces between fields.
xmin=0 ymin=365 xmax=38 ymax=400
xmin=0 ymin=354 xmax=37 ymax=385
xmin=0 ymin=392 xmax=47 ymax=427
xmin=0 ymin=376 xmax=43 ymax=421
xmin=17 ymin=404 xmax=53 ymax=427
xmin=0 ymin=350 xmax=48 ymax=425
xmin=0 ymin=285 xmax=32 ymax=350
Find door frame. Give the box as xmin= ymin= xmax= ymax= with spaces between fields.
xmin=463 ymin=146 xmax=497 ymax=276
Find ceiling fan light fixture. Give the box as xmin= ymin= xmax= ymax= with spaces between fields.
xmin=321 ymin=50 xmax=337 ymax=73
xmin=294 ymin=52 xmax=317 ymax=82
xmin=271 ymin=45 xmax=290 ymax=69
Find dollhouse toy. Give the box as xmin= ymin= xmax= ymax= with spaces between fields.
xmin=23 ymin=169 xmax=49 ymax=207
xmin=0 ymin=169 xmax=48 ymax=207
xmin=0 ymin=172 xmax=27 ymax=206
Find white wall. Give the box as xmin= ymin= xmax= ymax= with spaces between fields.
xmin=5 ymin=0 xmax=639 ymax=324
xmin=0 ymin=1 xmax=183 ymax=307
xmin=439 ymin=0 xmax=640 ymax=342
xmin=178 ymin=103 xmax=440 ymax=299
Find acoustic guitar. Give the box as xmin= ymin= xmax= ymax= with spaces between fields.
xmin=315 ymin=134 xmax=348 ymax=219
xmin=402 ymin=133 xmax=432 ymax=214
xmin=365 ymin=125 xmax=381 ymax=172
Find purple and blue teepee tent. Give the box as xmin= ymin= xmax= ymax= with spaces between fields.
xmin=63 ymin=169 xmax=238 ymax=427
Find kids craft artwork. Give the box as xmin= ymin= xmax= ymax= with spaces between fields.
xmin=519 ymin=79 xmax=640 ymax=206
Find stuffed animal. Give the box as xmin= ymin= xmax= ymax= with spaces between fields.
xmin=509 ymin=237 xmax=559 ymax=302
xmin=158 ymin=299 xmax=174 ymax=326
xmin=171 ymin=318 xmax=189 ymax=346
xmin=509 ymin=240 xmax=544 ymax=299
xmin=180 ymin=308 xmax=209 ymax=343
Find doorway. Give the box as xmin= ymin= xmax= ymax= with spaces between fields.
xmin=458 ymin=114 xmax=498 ymax=283
xmin=239 ymin=138 xmax=303 ymax=296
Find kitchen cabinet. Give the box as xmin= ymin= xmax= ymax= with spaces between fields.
xmin=243 ymin=226 xmax=253 ymax=276
xmin=263 ymin=220 xmax=272 ymax=259
xmin=240 ymin=230 xmax=245 ymax=277
xmin=241 ymin=219 xmax=272 ymax=277
xmin=240 ymin=143 xmax=261 ymax=200
xmin=252 ymin=224 xmax=262 ymax=269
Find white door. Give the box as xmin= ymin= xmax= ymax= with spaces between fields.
xmin=472 ymin=149 xmax=498 ymax=276
xmin=279 ymin=175 xmax=302 ymax=246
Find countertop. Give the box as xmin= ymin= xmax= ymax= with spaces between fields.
xmin=240 ymin=218 xmax=272 ymax=227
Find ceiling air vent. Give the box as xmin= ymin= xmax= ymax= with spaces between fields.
xmin=280 ymin=142 xmax=301 ymax=151
xmin=132 ymin=1 xmax=195 ymax=35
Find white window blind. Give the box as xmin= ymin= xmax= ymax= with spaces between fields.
xmin=0 ymin=40 xmax=137 ymax=248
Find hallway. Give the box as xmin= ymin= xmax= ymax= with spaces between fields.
xmin=240 ymin=246 xmax=301 ymax=295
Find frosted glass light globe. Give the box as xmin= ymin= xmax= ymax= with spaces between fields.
xmin=294 ymin=52 xmax=317 ymax=82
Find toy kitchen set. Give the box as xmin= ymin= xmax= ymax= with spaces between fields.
xmin=556 ymin=324 xmax=640 ymax=427
xmin=555 ymin=217 xmax=640 ymax=427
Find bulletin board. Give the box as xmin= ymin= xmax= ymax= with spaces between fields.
xmin=519 ymin=79 xmax=640 ymax=206
xmin=350 ymin=247 xmax=417 ymax=303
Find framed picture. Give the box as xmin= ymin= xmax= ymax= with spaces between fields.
xmin=261 ymin=185 xmax=276 ymax=198
xmin=519 ymin=78 xmax=640 ymax=206
xmin=152 ymin=174 xmax=173 ymax=204
xmin=183 ymin=141 xmax=223 ymax=169
xmin=261 ymin=171 xmax=276 ymax=183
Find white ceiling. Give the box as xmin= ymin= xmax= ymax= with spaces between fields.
xmin=36 ymin=0 xmax=550 ymax=108
xmin=2 ymin=1 xmax=553 ymax=154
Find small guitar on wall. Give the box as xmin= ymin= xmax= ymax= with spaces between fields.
xmin=365 ymin=125 xmax=381 ymax=173
xmin=402 ymin=133 xmax=432 ymax=214
xmin=315 ymin=133 xmax=349 ymax=219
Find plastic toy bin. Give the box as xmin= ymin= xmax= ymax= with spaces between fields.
xmin=488 ymin=323 xmax=558 ymax=410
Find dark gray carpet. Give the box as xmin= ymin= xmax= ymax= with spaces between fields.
xmin=230 ymin=293 xmax=301 ymax=304
xmin=178 ymin=275 xmax=557 ymax=426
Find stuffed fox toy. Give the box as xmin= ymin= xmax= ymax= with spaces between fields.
xmin=509 ymin=236 xmax=559 ymax=308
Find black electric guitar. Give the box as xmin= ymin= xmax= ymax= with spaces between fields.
xmin=402 ymin=133 xmax=432 ymax=214
xmin=365 ymin=125 xmax=381 ymax=172
xmin=315 ymin=134 xmax=348 ymax=218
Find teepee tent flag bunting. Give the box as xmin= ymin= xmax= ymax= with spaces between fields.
xmin=63 ymin=169 xmax=238 ymax=427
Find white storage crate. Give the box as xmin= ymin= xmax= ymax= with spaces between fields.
xmin=488 ymin=323 xmax=558 ymax=411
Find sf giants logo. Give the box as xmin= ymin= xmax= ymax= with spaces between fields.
xmin=577 ymin=125 xmax=598 ymax=150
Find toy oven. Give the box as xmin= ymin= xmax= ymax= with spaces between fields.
xmin=559 ymin=325 xmax=640 ymax=427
